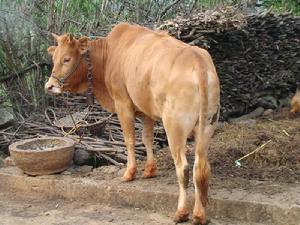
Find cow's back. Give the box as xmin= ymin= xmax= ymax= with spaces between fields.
xmin=106 ymin=23 xmax=218 ymax=120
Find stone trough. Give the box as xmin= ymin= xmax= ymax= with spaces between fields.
xmin=9 ymin=136 xmax=74 ymax=175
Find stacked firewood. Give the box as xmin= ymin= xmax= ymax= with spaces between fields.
xmin=159 ymin=7 xmax=300 ymax=120
xmin=0 ymin=95 xmax=167 ymax=166
xmin=158 ymin=6 xmax=247 ymax=48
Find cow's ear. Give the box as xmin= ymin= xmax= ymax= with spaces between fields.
xmin=51 ymin=33 xmax=60 ymax=42
xmin=47 ymin=46 xmax=56 ymax=56
xmin=78 ymin=36 xmax=88 ymax=55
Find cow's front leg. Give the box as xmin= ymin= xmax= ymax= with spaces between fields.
xmin=142 ymin=116 xmax=156 ymax=178
xmin=115 ymin=100 xmax=136 ymax=182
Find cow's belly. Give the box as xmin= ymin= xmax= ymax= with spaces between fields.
xmin=127 ymin=79 xmax=164 ymax=120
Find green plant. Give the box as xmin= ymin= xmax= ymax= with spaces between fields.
xmin=263 ymin=0 xmax=300 ymax=15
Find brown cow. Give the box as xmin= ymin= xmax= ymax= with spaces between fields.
xmin=290 ymin=89 xmax=300 ymax=113
xmin=45 ymin=23 xmax=220 ymax=225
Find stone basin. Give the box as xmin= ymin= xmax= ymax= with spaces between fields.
xmin=9 ymin=137 xmax=75 ymax=175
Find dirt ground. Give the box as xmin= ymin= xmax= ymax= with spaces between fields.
xmin=0 ymin=192 xmax=270 ymax=225
xmin=211 ymin=109 xmax=300 ymax=183
xmin=0 ymin=192 xmax=172 ymax=225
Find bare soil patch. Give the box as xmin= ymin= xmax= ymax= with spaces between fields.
xmin=0 ymin=192 xmax=173 ymax=225
xmin=155 ymin=108 xmax=300 ymax=184
xmin=0 ymin=191 xmax=269 ymax=225
xmin=209 ymin=110 xmax=300 ymax=183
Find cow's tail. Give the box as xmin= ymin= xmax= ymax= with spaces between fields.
xmin=194 ymin=68 xmax=210 ymax=206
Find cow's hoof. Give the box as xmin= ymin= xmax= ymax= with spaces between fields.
xmin=192 ymin=215 xmax=209 ymax=225
xmin=143 ymin=161 xmax=157 ymax=178
xmin=174 ymin=208 xmax=189 ymax=223
xmin=122 ymin=168 xmax=136 ymax=182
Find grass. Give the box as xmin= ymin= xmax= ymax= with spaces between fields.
xmin=263 ymin=0 xmax=300 ymax=15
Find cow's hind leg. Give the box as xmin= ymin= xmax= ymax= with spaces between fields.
xmin=142 ymin=116 xmax=156 ymax=178
xmin=163 ymin=115 xmax=194 ymax=223
xmin=192 ymin=123 xmax=217 ymax=225
xmin=192 ymin=138 xmax=210 ymax=225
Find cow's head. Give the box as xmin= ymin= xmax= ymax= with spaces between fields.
xmin=45 ymin=33 xmax=89 ymax=95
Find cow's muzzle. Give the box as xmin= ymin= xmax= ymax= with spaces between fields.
xmin=45 ymin=80 xmax=62 ymax=95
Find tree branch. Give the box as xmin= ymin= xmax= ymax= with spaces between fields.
xmin=0 ymin=62 xmax=50 ymax=83
xmin=158 ymin=0 xmax=183 ymax=22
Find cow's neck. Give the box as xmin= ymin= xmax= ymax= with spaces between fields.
xmin=88 ymin=38 xmax=115 ymax=112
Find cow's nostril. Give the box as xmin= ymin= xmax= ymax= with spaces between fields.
xmin=46 ymin=84 xmax=54 ymax=91
xmin=45 ymin=83 xmax=61 ymax=95
xmin=45 ymin=84 xmax=54 ymax=93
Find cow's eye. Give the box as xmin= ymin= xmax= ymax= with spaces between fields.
xmin=63 ymin=57 xmax=71 ymax=64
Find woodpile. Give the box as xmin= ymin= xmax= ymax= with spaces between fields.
xmin=159 ymin=6 xmax=300 ymax=120
xmin=0 ymin=95 xmax=166 ymax=166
